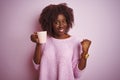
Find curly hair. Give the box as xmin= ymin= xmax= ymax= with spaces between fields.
xmin=39 ymin=3 xmax=74 ymax=36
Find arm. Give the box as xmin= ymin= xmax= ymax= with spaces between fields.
xmin=78 ymin=52 xmax=89 ymax=70
xmin=33 ymin=43 xmax=42 ymax=64
xmin=78 ymin=39 xmax=91 ymax=70
xmin=31 ymin=33 xmax=42 ymax=64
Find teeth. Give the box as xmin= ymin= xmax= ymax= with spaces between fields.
xmin=59 ymin=29 xmax=64 ymax=32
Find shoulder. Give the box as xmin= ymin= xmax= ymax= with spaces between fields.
xmin=70 ymin=36 xmax=82 ymax=49
xmin=70 ymin=36 xmax=80 ymax=43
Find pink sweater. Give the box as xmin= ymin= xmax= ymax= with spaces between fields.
xmin=33 ymin=36 xmax=83 ymax=80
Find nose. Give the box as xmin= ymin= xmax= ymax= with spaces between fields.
xmin=59 ymin=22 xmax=64 ymax=28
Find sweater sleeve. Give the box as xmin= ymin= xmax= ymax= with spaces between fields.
xmin=32 ymin=60 xmax=40 ymax=70
xmin=32 ymin=43 xmax=46 ymax=70
xmin=72 ymin=41 xmax=84 ymax=79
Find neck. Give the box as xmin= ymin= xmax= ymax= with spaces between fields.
xmin=53 ymin=34 xmax=70 ymax=39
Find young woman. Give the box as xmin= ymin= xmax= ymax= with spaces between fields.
xmin=31 ymin=3 xmax=91 ymax=80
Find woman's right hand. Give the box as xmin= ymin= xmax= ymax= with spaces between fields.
xmin=30 ymin=32 xmax=39 ymax=43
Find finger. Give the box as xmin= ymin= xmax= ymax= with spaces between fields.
xmin=36 ymin=38 xmax=39 ymax=43
xmin=34 ymin=32 xmax=37 ymax=34
xmin=30 ymin=34 xmax=35 ymax=42
xmin=85 ymin=54 xmax=89 ymax=59
xmin=32 ymin=33 xmax=38 ymax=38
xmin=84 ymin=40 xmax=91 ymax=44
xmin=31 ymin=34 xmax=38 ymax=42
xmin=81 ymin=39 xmax=92 ymax=45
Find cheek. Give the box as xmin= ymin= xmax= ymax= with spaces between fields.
xmin=65 ymin=26 xmax=70 ymax=32
xmin=65 ymin=24 xmax=68 ymax=29
xmin=52 ymin=25 xmax=57 ymax=32
xmin=53 ymin=24 xmax=58 ymax=28
xmin=65 ymin=24 xmax=68 ymax=28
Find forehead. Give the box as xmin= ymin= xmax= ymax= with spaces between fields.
xmin=56 ymin=14 xmax=66 ymax=20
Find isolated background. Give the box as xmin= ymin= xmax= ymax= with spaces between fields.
xmin=0 ymin=0 xmax=120 ymax=80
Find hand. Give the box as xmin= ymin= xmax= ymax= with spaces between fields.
xmin=81 ymin=39 xmax=91 ymax=53
xmin=30 ymin=32 xmax=39 ymax=43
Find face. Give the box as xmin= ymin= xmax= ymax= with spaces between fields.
xmin=52 ymin=14 xmax=68 ymax=38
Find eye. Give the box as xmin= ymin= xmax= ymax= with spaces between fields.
xmin=54 ymin=21 xmax=59 ymax=25
xmin=62 ymin=20 xmax=67 ymax=24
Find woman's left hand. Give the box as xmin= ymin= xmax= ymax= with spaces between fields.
xmin=81 ymin=39 xmax=91 ymax=53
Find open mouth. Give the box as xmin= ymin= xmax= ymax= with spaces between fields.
xmin=58 ymin=29 xmax=64 ymax=33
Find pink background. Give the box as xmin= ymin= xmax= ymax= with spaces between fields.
xmin=0 ymin=0 xmax=120 ymax=80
